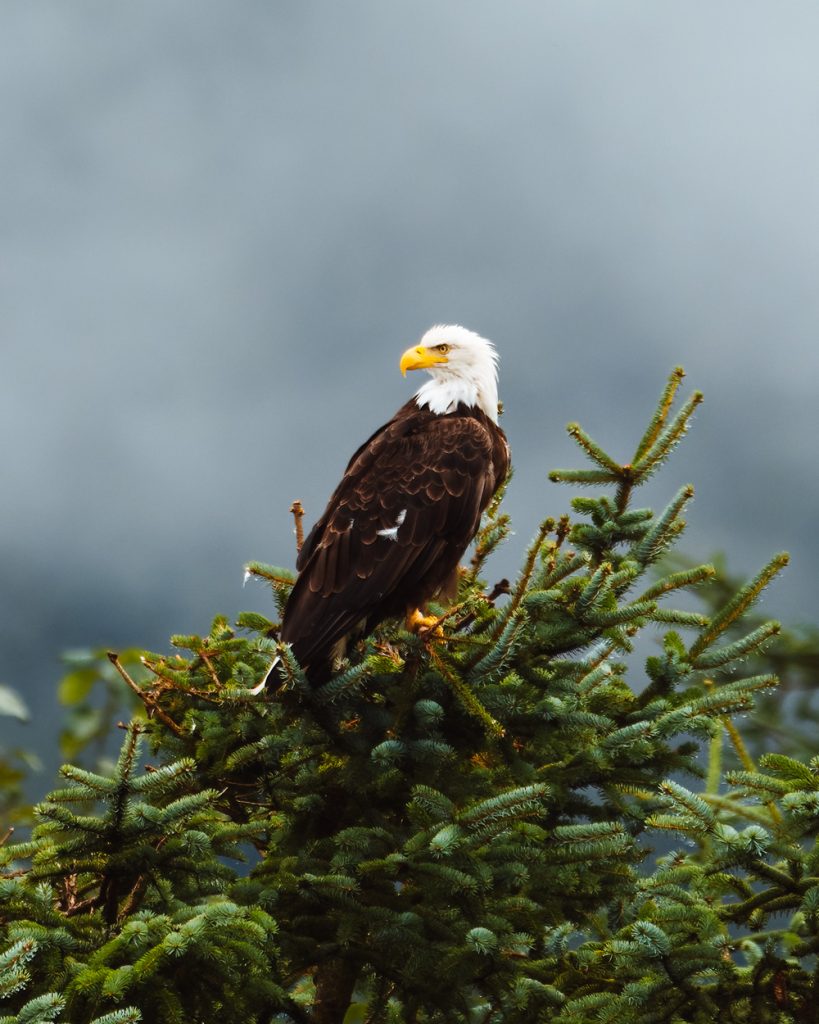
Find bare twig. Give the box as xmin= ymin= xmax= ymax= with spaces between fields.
xmin=117 ymin=873 xmax=148 ymax=922
xmin=419 ymin=597 xmax=484 ymax=636
xmin=61 ymin=873 xmax=104 ymax=916
xmin=487 ymin=578 xmax=511 ymax=603
xmin=139 ymin=656 xmax=221 ymax=703
xmin=290 ymin=500 xmax=305 ymax=554
xmin=199 ymin=649 xmax=221 ymax=688
xmin=107 ymin=652 xmax=186 ymax=737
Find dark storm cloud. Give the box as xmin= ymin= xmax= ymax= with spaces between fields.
xmin=1 ymin=2 xmax=817 ymax=764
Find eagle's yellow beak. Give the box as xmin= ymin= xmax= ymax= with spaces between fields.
xmin=400 ymin=345 xmax=449 ymax=377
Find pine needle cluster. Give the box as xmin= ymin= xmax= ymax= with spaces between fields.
xmin=1 ymin=368 xmax=814 ymax=1023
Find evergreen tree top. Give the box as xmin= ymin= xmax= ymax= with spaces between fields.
xmin=3 ymin=368 xmax=815 ymax=1024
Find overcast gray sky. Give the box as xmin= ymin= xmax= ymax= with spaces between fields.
xmin=2 ymin=2 xmax=818 ymax=769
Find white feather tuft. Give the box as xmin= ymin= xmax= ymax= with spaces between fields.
xmin=249 ymin=655 xmax=280 ymax=695
xmin=377 ymin=508 xmax=407 ymax=541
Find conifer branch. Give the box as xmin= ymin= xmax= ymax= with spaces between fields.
xmin=468 ymin=608 xmax=527 ymax=681
xmin=631 ymin=484 xmax=694 ymax=566
xmin=692 ymin=621 xmax=782 ymax=670
xmin=565 ymin=423 xmax=623 ymax=474
xmin=639 ymin=563 xmax=716 ymax=601
xmin=198 ymin=648 xmax=221 ymax=689
xmin=242 ymin=561 xmax=296 ymax=585
xmin=706 ymin=727 xmax=722 ymax=798
xmin=533 ymin=551 xmax=587 ymax=592
xmin=689 ymin=552 xmax=789 ymax=660
xmin=274 ymin=641 xmax=311 ymax=695
xmin=632 ymin=390 xmax=704 ymax=479
xmin=659 ymin=952 xmax=718 ymax=1019
xmin=575 ymin=659 xmax=614 ymax=695
xmin=633 ymin=365 xmax=687 ymax=464
xmin=723 ymin=716 xmax=756 ymax=773
xmin=469 ymin=498 xmax=512 ymax=578
xmin=649 ymin=608 xmax=709 ymax=627
xmin=493 ymin=518 xmax=552 ymax=641
xmin=710 ymin=689 xmax=785 ymax=827
xmin=548 ymin=467 xmax=621 ymax=485
xmin=427 ymin=647 xmax=504 ymax=738
xmin=137 ymin=654 xmax=222 ymax=703
xmin=574 ymin=561 xmax=613 ymax=617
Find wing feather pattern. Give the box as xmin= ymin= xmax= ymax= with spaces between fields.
xmin=280 ymin=399 xmax=508 ymax=681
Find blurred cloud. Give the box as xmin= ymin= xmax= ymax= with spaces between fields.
xmin=1 ymin=1 xmax=817 ymax=767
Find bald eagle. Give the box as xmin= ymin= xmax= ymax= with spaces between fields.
xmin=280 ymin=325 xmax=509 ymax=684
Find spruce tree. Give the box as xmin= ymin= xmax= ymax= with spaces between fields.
xmin=2 ymin=368 xmax=817 ymax=1022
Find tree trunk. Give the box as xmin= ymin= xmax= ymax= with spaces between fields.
xmin=312 ymin=958 xmax=358 ymax=1024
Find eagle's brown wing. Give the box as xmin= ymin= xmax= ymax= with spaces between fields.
xmin=280 ymin=400 xmax=507 ymax=681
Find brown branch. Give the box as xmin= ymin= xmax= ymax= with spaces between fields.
xmin=312 ymin=958 xmax=359 ymax=1024
xmin=487 ymin=578 xmax=511 ymax=604
xmin=107 ymin=652 xmax=186 ymax=737
xmin=139 ymin=656 xmax=222 ymax=703
xmin=117 ymin=873 xmax=148 ymax=922
xmin=290 ymin=500 xmax=305 ymax=554
xmin=61 ymin=872 xmax=105 ymax=917
xmin=64 ymin=895 xmax=103 ymax=917
xmin=419 ymin=597 xmax=486 ymax=636
xmin=199 ymin=649 xmax=221 ymax=688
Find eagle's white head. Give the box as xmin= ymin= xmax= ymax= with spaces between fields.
xmin=400 ymin=324 xmax=500 ymax=423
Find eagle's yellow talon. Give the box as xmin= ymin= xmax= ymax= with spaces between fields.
xmin=406 ymin=609 xmax=444 ymax=637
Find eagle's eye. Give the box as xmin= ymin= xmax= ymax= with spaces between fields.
xmin=434 ymin=344 xmax=450 ymax=354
